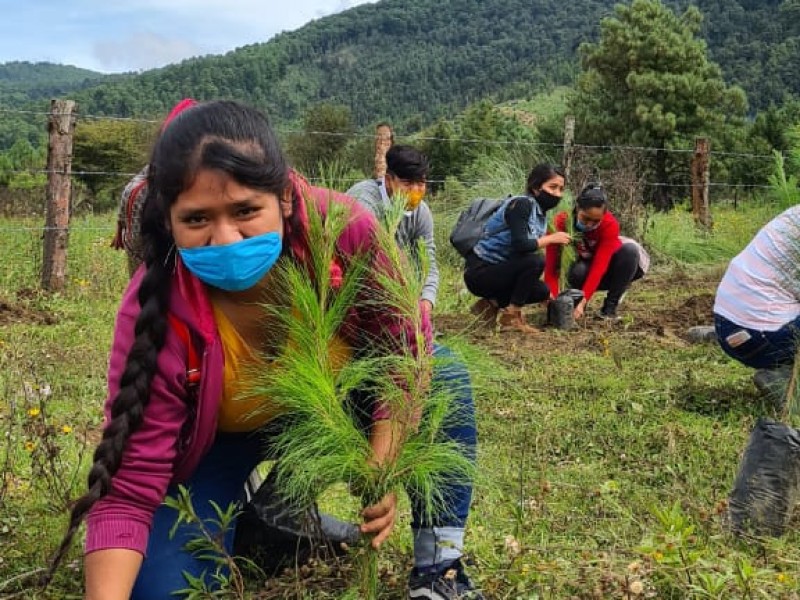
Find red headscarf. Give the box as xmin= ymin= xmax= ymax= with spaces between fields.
xmin=162 ymin=98 xmax=198 ymax=129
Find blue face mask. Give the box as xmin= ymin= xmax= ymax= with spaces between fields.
xmin=178 ymin=231 xmax=283 ymax=292
xmin=574 ymin=218 xmax=599 ymax=233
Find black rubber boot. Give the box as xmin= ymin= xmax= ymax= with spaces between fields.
xmin=600 ymin=289 xmax=624 ymax=317
xmin=753 ymin=365 xmax=793 ymax=412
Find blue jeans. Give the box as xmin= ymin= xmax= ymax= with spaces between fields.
xmin=131 ymin=344 xmax=476 ymax=598
xmin=131 ymin=432 xmax=262 ymax=599
xmin=714 ymin=313 xmax=800 ymax=369
xmin=411 ymin=345 xmax=476 ymax=530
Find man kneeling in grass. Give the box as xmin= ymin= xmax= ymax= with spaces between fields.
xmin=714 ymin=204 xmax=800 ymax=407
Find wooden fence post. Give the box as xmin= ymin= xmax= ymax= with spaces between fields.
xmin=41 ymin=99 xmax=76 ymax=292
xmin=373 ymin=123 xmax=393 ymax=179
xmin=691 ymin=137 xmax=711 ymax=230
xmin=563 ymin=115 xmax=575 ymax=182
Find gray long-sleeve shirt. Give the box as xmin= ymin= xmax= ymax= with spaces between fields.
xmin=346 ymin=178 xmax=439 ymax=305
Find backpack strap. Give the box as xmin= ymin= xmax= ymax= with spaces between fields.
xmin=112 ymin=167 xmax=148 ymax=251
xmin=167 ymin=313 xmax=201 ymax=389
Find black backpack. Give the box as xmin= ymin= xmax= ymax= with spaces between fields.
xmin=449 ymin=197 xmax=506 ymax=258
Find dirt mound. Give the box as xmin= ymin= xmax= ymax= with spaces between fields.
xmin=673 ymin=293 xmax=715 ymax=324
xmin=435 ymin=289 xmax=716 ymax=358
xmin=0 ymin=299 xmax=58 ymax=326
xmin=435 ymin=309 xmax=676 ymax=366
xmin=436 ymin=312 xmax=564 ymax=359
xmin=625 ymin=292 xmax=714 ymax=338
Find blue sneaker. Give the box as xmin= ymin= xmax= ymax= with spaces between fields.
xmin=408 ymin=558 xmax=484 ymax=599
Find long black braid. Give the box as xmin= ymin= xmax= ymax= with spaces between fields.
xmin=42 ymin=187 xmax=175 ymax=585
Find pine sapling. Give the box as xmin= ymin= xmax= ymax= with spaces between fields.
xmin=246 ymin=191 xmax=474 ymax=598
xmin=547 ymin=192 xmax=580 ymax=292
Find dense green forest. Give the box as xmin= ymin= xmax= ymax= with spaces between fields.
xmin=1 ymin=0 xmax=799 ymax=132
xmin=0 ymin=62 xmax=108 ymax=98
xmin=1 ymin=0 xmax=799 ymax=214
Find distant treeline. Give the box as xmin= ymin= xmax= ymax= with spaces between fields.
xmin=1 ymin=0 xmax=799 ymax=216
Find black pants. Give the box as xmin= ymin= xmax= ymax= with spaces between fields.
xmin=464 ymin=252 xmax=549 ymax=308
xmin=568 ymin=242 xmax=642 ymax=311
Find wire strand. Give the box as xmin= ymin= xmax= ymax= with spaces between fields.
xmin=0 ymin=168 xmax=782 ymax=190
xmin=0 ymin=107 xmax=779 ymax=161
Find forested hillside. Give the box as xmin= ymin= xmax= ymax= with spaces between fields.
xmin=698 ymin=0 xmax=800 ymax=109
xmin=59 ymin=0 xmax=598 ymax=127
xmin=0 ymin=62 xmax=113 ymax=147
xmin=0 ymin=61 xmax=109 ymax=103
xmin=1 ymin=0 xmax=797 ymax=131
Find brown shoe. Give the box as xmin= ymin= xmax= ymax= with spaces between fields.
xmin=470 ymin=298 xmax=498 ymax=329
xmin=498 ymin=306 xmax=538 ymax=334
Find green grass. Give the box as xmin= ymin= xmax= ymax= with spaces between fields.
xmin=498 ymin=87 xmax=571 ymax=125
xmin=644 ymin=202 xmax=779 ymax=265
xmin=3 ymin=205 xmax=800 ymax=598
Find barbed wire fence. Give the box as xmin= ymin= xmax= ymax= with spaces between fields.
xmin=0 ymin=103 xmax=787 ymax=289
xmin=0 ymin=108 xmax=783 ymax=191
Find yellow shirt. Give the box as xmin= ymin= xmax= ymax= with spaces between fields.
xmin=213 ymin=304 xmax=353 ymax=433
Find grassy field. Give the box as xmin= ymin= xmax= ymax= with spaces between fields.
xmin=2 ymin=205 xmax=800 ymax=599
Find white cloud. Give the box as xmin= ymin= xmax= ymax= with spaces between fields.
xmin=92 ymin=0 xmax=375 ymax=34
xmin=93 ymin=33 xmax=203 ymax=73
xmin=0 ymin=0 xmax=377 ymax=72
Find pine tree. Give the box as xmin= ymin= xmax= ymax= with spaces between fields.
xmin=570 ymin=0 xmax=747 ymax=208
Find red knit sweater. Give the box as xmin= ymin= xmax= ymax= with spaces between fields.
xmin=544 ymin=211 xmax=621 ymax=301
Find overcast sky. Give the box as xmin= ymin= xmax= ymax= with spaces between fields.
xmin=0 ymin=0 xmax=376 ymax=73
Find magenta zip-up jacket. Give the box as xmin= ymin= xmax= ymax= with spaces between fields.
xmin=85 ymin=171 xmax=432 ymax=556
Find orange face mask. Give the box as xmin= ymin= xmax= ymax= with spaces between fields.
xmin=404 ymin=188 xmax=425 ymax=211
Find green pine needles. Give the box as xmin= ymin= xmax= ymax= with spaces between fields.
xmin=548 ymin=193 xmax=581 ymax=291
xmin=246 ymin=192 xmax=474 ymax=597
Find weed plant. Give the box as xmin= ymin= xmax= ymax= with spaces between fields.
xmin=164 ymin=485 xmax=251 ymax=599
xmin=769 ymin=150 xmax=800 ymax=211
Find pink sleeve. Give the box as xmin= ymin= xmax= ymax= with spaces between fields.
xmin=85 ymin=277 xmax=190 ymax=556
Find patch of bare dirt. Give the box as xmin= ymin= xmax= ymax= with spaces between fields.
xmin=625 ymin=292 xmax=715 ymax=338
xmin=436 ymin=274 xmax=719 ymax=358
xmin=0 ymin=299 xmax=58 ymax=326
xmin=435 ymin=312 xmax=647 ymax=363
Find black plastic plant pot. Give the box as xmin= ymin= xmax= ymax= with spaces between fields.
xmin=233 ymin=469 xmax=360 ymax=575
xmin=548 ymin=288 xmax=585 ymax=330
xmin=563 ymin=288 xmax=585 ymax=306
xmin=729 ymin=418 xmax=800 ymax=537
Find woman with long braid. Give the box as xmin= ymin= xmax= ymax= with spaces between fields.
xmin=46 ymin=100 xmax=482 ymax=600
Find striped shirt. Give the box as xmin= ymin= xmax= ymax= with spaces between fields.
xmin=714 ymin=205 xmax=800 ymax=330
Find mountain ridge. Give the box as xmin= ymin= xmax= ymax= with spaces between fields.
xmin=1 ymin=0 xmax=798 ymax=129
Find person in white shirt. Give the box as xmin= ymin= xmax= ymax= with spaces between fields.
xmin=713 ymin=205 xmax=800 ymax=398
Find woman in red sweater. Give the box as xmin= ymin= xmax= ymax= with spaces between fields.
xmin=544 ymin=184 xmax=646 ymax=320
